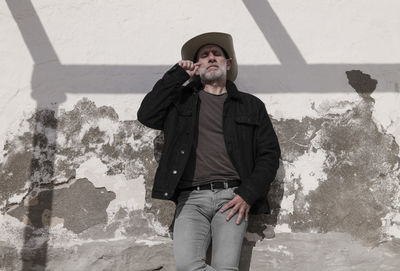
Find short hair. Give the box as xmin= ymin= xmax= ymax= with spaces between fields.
xmin=193 ymin=44 xmax=229 ymax=62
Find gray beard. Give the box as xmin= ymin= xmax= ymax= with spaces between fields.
xmin=199 ymin=68 xmax=227 ymax=84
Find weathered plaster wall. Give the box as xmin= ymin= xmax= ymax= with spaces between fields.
xmin=1 ymin=0 xmax=400 ymax=270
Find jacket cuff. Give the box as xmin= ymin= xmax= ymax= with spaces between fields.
xmin=234 ymin=185 xmax=258 ymax=206
xmin=164 ymin=63 xmax=191 ymax=83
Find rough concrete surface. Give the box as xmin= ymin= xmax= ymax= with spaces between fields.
xmin=1 ymin=93 xmax=399 ymax=269
xmin=2 ymin=93 xmax=398 ymax=242
xmin=272 ymin=92 xmax=400 ymax=244
xmin=2 ymin=233 xmax=400 ymax=271
xmin=248 ymin=233 xmax=400 ymax=271
xmin=8 ymin=178 xmax=115 ymax=233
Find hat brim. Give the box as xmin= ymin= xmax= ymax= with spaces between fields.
xmin=181 ymin=32 xmax=238 ymax=81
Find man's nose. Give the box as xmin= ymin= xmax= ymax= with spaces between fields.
xmin=208 ymin=53 xmax=216 ymax=62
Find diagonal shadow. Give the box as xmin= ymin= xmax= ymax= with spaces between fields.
xmin=8 ymin=0 xmax=400 ymax=98
xmin=240 ymin=0 xmax=400 ymax=94
xmin=5 ymin=0 xmax=400 ymax=270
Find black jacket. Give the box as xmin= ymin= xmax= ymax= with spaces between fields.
xmin=137 ymin=64 xmax=281 ymax=214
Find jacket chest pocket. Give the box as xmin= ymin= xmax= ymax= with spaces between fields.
xmin=173 ymin=103 xmax=193 ymax=133
xmin=234 ymin=115 xmax=259 ymax=141
xmin=173 ymin=101 xmax=193 ymax=116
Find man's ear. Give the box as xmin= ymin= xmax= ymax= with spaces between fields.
xmin=226 ymin=58 xmax=232 ymax=71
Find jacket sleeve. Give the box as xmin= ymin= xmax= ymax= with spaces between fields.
xmin=137 ymin=64 xmax=190 ymax=130
xmin=234 ymin=103 xmax=281 ymax=206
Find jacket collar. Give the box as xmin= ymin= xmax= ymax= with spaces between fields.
xmin=226 ymin=80 xmax=241 ymax=101
xmin=187 ymin=79 xmax=242 ymax=101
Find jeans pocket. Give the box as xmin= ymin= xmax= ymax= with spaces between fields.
xmin=221 ymin=187 xmax=236 ymax=202
xmin=230 ymin=186 xmax=239 ymax=197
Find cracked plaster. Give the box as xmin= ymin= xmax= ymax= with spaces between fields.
xmin=1 ymin=86 xmax=400 ymax=245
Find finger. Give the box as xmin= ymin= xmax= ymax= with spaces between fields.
xmin=221 ymin=198 xmax=238 ymax=213
xmin=236 ymin=212 xmax=243 ymax=225
xmin=221 ymin=201 xmax=233 ymax=213
xmin=193 ymin=65 xmax=200 ymax=76
xmin=194 ymin=62 xmax=201 ymax=67
xmin=188 ymin=62 xmax=195 ymax=71
xmin=226 ymin=206 xmax=239 ymax=221
xmin=185 ymin=60 xmax=190 ymax=70
xmin=179 ymin=60 xmax=190 ymax=69
xmin=245 ymin=209 xmax=249 ymax=222
xmin=236 ymin=210 xmax=243 ymax=225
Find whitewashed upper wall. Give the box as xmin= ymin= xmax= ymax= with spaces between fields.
xmin=1 ymin=0 xmax=400 ymax=143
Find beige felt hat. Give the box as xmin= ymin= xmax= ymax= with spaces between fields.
xmin=181 ymin=32 xmax=238 ymax=81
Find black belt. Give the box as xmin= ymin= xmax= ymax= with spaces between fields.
xmin=178 ymin=180 xmax=241 ymax=192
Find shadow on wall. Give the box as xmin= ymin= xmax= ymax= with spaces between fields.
xmin=239 ymin=163 xmax=285 ymax=271
xmin=4 ymin=0 xmax=400 ymax=270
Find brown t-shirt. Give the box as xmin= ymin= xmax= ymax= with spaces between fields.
xmin=179 ymin=90 xmax=240 ymax=188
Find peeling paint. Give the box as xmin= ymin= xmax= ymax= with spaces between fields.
xmin=274 ymin=224 xmax=291 ymax=233
xmin=287 ymin=149 xmax=327 ymax=196
xmin=275 ymin=95 xmax=400 ymax=242
xmin=346 ymin=70 xmax=378 ymax=100
xmin=75 ymin=157 xmax=146 ymax=218
xmin=1 ymin=98 xmax=170 ymax=241
xmin=372 ymin=92 xmax=400 ymax=147
xmin=7 ymin=179 xmax=115 ymax=233
xmin=1 ymin=94 xmax=400 ymax=250
xmin=272 ymin=117 xmax=323 ymax=162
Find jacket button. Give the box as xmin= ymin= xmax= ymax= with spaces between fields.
xmin=164 ymin=192 xmax=168 ymax=197
xmin=172 ymin=170 xmax=178 ymax=174
xmin=180 ymin=150 xmax=185 ymax=154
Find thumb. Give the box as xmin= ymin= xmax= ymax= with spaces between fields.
xmin=193 ymin=64 xmax=200 ymax=75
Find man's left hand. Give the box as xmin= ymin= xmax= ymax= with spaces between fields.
xmin=221 ymin=194 xmax=250 ymax=224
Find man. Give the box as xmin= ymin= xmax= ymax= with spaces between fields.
xmin=137 ymin=32 xmax=280 ymax=270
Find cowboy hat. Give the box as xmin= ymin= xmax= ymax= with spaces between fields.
xmin=181 ymin=32 xmax=238 ymax=81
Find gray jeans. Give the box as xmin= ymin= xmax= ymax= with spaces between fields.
xmin=173 ymin=187 xmax=248 ymax=271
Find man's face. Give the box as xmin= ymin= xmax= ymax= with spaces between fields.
xmin=196 ymin=44 xmax=232 ymax=83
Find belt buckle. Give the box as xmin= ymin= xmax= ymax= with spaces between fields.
xmin=223 ymin=181 xmax=228 ymax=189
xmin=210 ymin=182 xmax=214 ymax=191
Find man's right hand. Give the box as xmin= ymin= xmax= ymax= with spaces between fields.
xmin=178 ymin=60 xmax=200 ymax=77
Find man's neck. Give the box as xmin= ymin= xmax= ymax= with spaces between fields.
xmin=202 ymin=80 xmax=227 ymax=95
